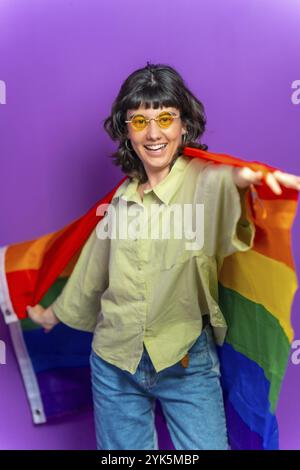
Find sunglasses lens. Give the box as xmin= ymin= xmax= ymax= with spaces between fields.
xmin=131 ymin=115 xmax=147 ymax=130
xmin=158 ymin=112 xmax=173 ymax=128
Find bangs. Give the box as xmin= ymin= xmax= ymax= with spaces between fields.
xmin=123 ymin=86 xmax=181 ymax=111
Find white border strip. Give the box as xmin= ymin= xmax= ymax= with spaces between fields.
xmin=0 ymin=246 xmax=18 ymax=324
xmin=8 ymin=321 xmax=46 ymax=424
xmin=0 ymin=245 xmax=46 ymax=423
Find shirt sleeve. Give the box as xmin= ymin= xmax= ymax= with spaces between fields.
xmin=51 ymin=221 xmax=110 ymax=332
xmin=195 ymin=163 xmax=255 ymax=258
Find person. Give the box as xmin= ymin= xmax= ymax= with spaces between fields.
xmin=27 ymin=63 xmax=300 ymax=450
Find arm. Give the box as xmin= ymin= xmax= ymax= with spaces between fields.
xmin=27 ymin=221 xmax=110 ymax=332
xmin=195 ymin=164 xmax=255 ymax=259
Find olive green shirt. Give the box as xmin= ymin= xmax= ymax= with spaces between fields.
xmin=52 ymin=155 xmax=255 ymax=374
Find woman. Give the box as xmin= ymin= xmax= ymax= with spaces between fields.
xmin=27 ymin=63 xmax=300 ymax=450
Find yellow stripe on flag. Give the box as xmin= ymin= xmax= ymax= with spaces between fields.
xmin=219 ymin=249 xmax=297 ymax=342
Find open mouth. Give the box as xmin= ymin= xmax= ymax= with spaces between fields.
xmin=144 ymin=143 xmax=168 ymax=154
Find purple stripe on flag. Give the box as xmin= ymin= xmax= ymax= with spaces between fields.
xmin=225 ymin=400 xmax=264 ymax=449
xmin=37 ymin=367 xmax=93 ymax=420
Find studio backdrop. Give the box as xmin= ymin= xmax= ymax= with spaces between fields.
xmin=0 ymin=0 xmax=300 ymax=450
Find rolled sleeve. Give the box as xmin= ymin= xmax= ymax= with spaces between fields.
xmin=52 ymin=223 xmax=110 ymax=332
xmin=196 ymin=163 xmax=255 ymax=258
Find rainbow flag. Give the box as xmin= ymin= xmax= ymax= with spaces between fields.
xmin=0 ymin=148 xmax=298 ymax=449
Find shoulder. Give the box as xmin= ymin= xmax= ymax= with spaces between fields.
xmin=183 ymin=156 xmax=234 ymax=184
xmin=198 ymin=162 xmax=235 ymax=187
xmin=180 ymin=156 xmax=212 ymax=187
xmin=183 ymin=156 xmax=234 ymax=181
xmin=184 ymin=155 xmax=212 ymax=174
xmin=193 ymin=162 xmax=236 ymax=205
xmin=111 ymin=177 xmax=132 ymax=200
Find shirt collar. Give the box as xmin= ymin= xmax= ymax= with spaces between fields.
xmin=112 ymin=156 xmax=190 ymax=206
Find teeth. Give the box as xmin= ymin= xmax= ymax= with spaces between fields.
xmin=144 ymin=144 xmax=167 ymax=150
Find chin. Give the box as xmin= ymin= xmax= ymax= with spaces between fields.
xmin=147 ymin=157 xmax=172 ymax=169
xmin=145 ymin=152 xmax=173 ymax=163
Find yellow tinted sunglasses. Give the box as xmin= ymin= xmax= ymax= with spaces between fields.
xmin=125 ymin=111 xmax=180 ymax=131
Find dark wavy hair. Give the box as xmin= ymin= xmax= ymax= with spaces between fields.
xmin=103 ymin=62 xmax=208 ymax=183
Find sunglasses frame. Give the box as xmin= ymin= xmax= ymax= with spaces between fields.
xmin=125 ymin=111 xmax=181 ymax=131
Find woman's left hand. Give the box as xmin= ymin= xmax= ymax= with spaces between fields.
xmin=233 ymin=166 xmax=300 ymax=195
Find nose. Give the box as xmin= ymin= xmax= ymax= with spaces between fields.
xmin=145 ymin=118 xmax=163 ymax=140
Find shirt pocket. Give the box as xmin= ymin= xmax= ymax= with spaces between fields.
xmin=159 ymin=238 xmax=204 ymax=271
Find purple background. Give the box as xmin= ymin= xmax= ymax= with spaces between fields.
xmin=0 ymin=0 xmax=300 ymax=449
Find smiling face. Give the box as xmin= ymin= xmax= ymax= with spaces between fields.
xmin=126 ymin=105 xmax=187 ymax=179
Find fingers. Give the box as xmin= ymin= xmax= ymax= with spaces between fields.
xmin=242 ymin=168 xmax=263 ymax=184
xmin=273 ymin=171 xmax=300 ymax=191
xmin=236 ymin=166 xmax=300 ymax=195
xmin=265 ymin=172 xmax=282 ymax=195
xmin=265 ymin=170 xmax=300 ymax=194
xmin=250 ymin=170 xmax=263 ymax=184
xmin=233 ymin=167 xmax=264 ymax=188
xmin=26 ymin=304 xmax=53 ymax=332
xmin=26 ymin=305 xmax=42 ymax=323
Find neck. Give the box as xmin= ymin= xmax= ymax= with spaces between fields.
xmin=145 ymin=167 xmax=170 ymax=189
xmin=143 ymin=157 xmax=179 ymax=189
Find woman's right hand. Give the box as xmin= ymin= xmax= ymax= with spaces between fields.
xmin=26 ymin=304 xmax=60 ymax=332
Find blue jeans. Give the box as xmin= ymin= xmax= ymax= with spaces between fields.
xmin=89 ymin=325 xmax=228 ymax=450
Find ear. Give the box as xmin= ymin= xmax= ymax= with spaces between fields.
xmin=181 ymin=121 xmax=188 ymax=135
xmin=181 ymin=127 xmax=188 ymax=137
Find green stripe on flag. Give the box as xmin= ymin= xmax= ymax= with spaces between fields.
xmin=219 ymin=284 xmax=291 ymax=411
